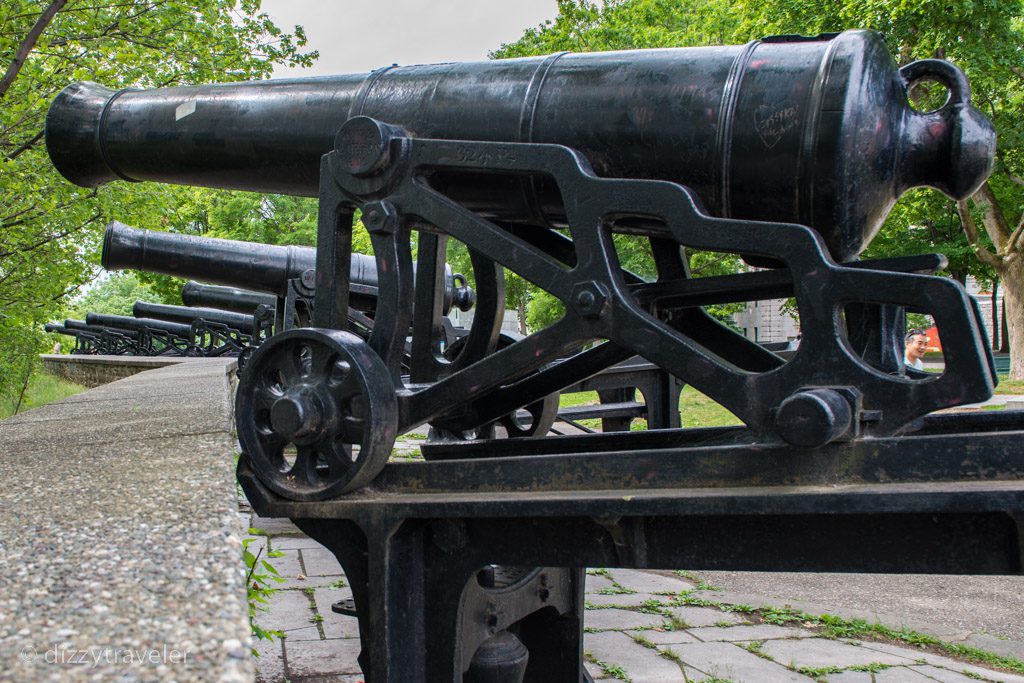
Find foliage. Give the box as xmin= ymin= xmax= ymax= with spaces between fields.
xmin=0 ymin=0 xmax=315 ymax=400
xmin=0 ymin=370 xmax=84 ymax=419
xmin=0 ymin=323 xmax=43 ymax=414
xmin=242 ymin=529 xmax=285 ymax=645
xmin=64 ymin=272 xmax=163 ymax=318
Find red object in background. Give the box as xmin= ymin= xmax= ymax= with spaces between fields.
xmin=924 ymin=325 xmax=942 ymax=352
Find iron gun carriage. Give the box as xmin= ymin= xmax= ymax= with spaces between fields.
xmin=46 ymin=29 xmax=1022 ymax=682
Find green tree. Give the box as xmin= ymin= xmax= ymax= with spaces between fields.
xmin=64 ymin=272 xmax=164 ymax=319
xmin=0 ymin=0 xmax=315 ymax=398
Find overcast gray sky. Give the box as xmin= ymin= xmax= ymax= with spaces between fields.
xmin=261 ymin=0 xmax=561 ymax=77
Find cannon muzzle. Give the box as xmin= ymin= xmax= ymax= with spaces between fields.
xmin=46 ymin=30 xmax=995 ymax=261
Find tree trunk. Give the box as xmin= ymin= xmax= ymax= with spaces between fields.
xmin=1001 ymin=296 xmax=1010 ymax=353
xmin=517 ymin=297 xmax=528 ymax=335
xmin=1001 ymin=259 xmax=1024 ymax=379
xmin=991 ymin=279 xmax=1000 ymax=350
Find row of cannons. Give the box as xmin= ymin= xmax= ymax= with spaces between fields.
xmin=48 ymin=220 xmax=681 ymax=435
xmin=47 ymin=280 xmax=274 ymax=359
xmin=43 ymin=30 xmax=1024 ymax=682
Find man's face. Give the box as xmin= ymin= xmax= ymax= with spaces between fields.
xmin=906 ymin=334 xmax=929 ymax=361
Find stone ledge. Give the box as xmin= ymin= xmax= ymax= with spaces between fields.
xmin=40 ymin=354 xmax=210 ymax=388
xmin=0 ymin=358 xmax=252 ymax=682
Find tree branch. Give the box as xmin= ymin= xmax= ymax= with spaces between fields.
xmin=1004 ymin=213 xmax=1024 ymax=257
xmin=957 ymin=198 xmax=1003 ymax=269
xmin=0 ymin=0 xmax=68 ymax=99
xmin=5 ymin=129 xmax=43 ymax=160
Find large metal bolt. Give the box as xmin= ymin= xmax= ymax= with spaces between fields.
xmin=362 ymin=201 xmax=396 ymax=235
xmin=299 ymin=268 xmax=317 ymax=291
xmin=775 ymin=388 xmax=853 ymax=448
xmin=334 ymin=116 xmax=392 ymax=177
xmin=571 ymin=281 xmax=610 ymax=319
xmin=270 ymin=392 xmax=322 ymax=444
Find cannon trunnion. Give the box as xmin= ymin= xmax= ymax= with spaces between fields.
xmin=44 ymin=29 xmax=1021 ymax=683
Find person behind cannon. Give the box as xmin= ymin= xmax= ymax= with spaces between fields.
xmin=904 ymin=328 xmax=929 ymax=371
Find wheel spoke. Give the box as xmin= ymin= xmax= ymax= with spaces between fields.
xmin=342 ymin=416 xmax=365 ymax=441
xmin=275 ymin=347 xmax=304 ymax=385
xmin=309 ymin=343 xmax=336 ymax=379
xmin=320 ymin=439 xmax=354 ymax=476
xmin=293 ymin=444 xmax=319 ymax=485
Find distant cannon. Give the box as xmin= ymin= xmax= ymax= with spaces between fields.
xmin=102 ymin=221 xmax=474 ymax=321
xmin=85 ymin=312 xmax=193 ymax=356
xmin=63 ymin=319 xmax=140 ymax=355
xmin=132 ymin=301 xmax=270 ymax=358
xmin=181 ymin=281 xmax=277 ymax=315
xmin=45 ymin=322 xmax=101 ymax=355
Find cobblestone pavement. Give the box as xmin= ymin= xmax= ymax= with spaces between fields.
xmin=241 ymin=516 xmax=1024 ymax=683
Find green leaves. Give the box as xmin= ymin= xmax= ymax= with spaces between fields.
xmin=0 ymin=1 xmax=315 ymax=400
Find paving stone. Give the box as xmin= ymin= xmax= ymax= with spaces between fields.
xmin=608 ymin=569 xmax=695 ymax=595
xmin=666 ymin=605 xmax=749 ymax=628
xmin=263 ymin=547 xmax=304 ymax=582
xmin=851 ymin=641 xmax=1024 ymax=683
xmin=662 ymin=641 xmax=810 ymax=682
xmin=313 ymin=588 xmax=361 ymax=639
xmin=688 ymin=624 xmax=814 ymax=642
xmin=587 ymin=592 xmax=661 ymax=608
xmin=760 ymin=638 xmax=916 ymax=670
xmin=272 ymin=537 xmax=328 ymax=552
xmin=250 ymin=514 xmax=304 ymax=537
xmin=584 ymin=659 xmax=613 ymax=679
xmin=584 ymin=631 xmax=687 ymax=682
xmin=585 ymin=574 xmax=616 ymax=594
xmin=876 ymin=666 xmax=940 ymax=681
xmin=636 ymin=630 xmax=700 ymax=646
xmin=284 ymin=638 xmax=363 ymax=678
xmin=908 ymin=664 xmax=997 ymax=682
xmin=302 ymin=547 xmax=344 ymax=576
xmin=254 ymin=637 xmax=286 ymax=683
xmin=824 ymin=672 xmax=874 ymax=682
xmin=267 ymin=589 xmax=317 ymax=633
xmin=586 ymin=608 xmax=671 ymax=631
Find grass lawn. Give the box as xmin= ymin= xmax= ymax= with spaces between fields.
xmin=997 ymin=376 xmax=1024 ymax=394
xmin=557 ymin=385 xmax=741 ymax=431
xmin=0 ymin=371 xmax=86 ymax=420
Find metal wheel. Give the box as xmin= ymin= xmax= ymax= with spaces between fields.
xmin=429 ymin=333 xmax=559 ymax=440
xmin=236 ymin=328 xmax=397 ymax=501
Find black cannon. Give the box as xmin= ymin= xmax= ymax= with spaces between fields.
xmin=44 ymin=322 xmax=102 ymax=355
xmin=85 ymin=311 xmax=193 ymax=356
xmin=181 ymin=281 xmax=277 ymax=316
xmin=132 ymin=301 xmax=271 ymax=358
xmin=62 ymin=319 xmax=141 ymax=356
xmin=47 ymin=30 xmax=1022 ymax=683
xmin=102 ymin=221 xmax=474 ymax=332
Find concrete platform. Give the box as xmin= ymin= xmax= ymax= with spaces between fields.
xmin=0 ymin=358 xmax=250 ymax=682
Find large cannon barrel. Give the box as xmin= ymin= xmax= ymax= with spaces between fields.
xmin=44 ymin=323 xmax=68 ymax=334
xmin=86 ymin=311 xmax=193 ymax=337
xmin=182 ymin=281 xmax=277 ymax=314
xmin=133 ymin=301 xmax=258 ymax=335
xmin=46 ymin=30 xmax=994 ymax=260
xmin=102 ymin=222 xmax=472 ymax=313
